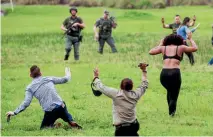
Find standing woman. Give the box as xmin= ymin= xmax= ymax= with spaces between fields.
xmin=149 ymin=33 xmax=198 ymax=116
xmin=177 ymin=17 xmax=199 ymax=65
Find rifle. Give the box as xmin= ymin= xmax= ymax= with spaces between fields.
xmin=62 ymin=18 xmax=79 ymax=38
xmin=109 ymin=16 xmax=117 ymax=27
xmin=62 ymin=24 xmax=74 ymax=39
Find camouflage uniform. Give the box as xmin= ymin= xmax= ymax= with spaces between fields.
xmin=95 ymin=11 xmax=117 ymax=54
xmin=63 ymin=7 xmax=83 ymax=61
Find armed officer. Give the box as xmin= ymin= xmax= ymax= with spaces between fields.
xmin=61 ymin=7 xmax=85 ymax=61
xmin=93 ymin=10 xmax=118 ymax=54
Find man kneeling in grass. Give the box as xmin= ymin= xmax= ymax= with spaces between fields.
xmin=6 ymin=65 xmax=82 ymax=129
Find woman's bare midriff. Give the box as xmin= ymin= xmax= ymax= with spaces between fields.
xmin=163 ymin=59 xmax=180 ymax=69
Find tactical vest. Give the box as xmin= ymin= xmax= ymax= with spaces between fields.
xmin=99 ymin=18 xmax=112 ymax=39
xmin=67 ymin=17 xmax=81 ymax=37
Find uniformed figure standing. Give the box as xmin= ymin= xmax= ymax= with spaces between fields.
xmin=93 ymin=10 xmax=118 ymax=54
xmin=61 ymin=7 xmax=85 ymax=61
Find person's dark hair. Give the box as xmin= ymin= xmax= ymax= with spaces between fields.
xmin=30 ymin=65 xmax=41 ymax=78
xmin=175 ymin=14 xmax=180 ymax=17
xmin=120 ymin=78 xmax=133 ymax=91
xmin=163 ymin=34 xmax=184 ymax=46
xmin=182 ymin=17 xmax=190 ymax=25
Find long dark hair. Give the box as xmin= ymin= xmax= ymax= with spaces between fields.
xmin=182 ymin=17 xmax=190 ymax=26
xmin=163 ymin=34 xmax=184 ymax=46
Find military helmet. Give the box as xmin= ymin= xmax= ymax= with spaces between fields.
xmin=70 ymin=6 xmax=78 ymax=13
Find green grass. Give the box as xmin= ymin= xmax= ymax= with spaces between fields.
xmin=1 ymin=5 xmax=213 ymax=136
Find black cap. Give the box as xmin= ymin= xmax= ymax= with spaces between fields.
xmin=91 ymin=83 xmax=102 ymax=97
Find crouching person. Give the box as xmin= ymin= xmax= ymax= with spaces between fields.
xmin=92 ymin=63 xmax=148 ymax=136
xmin=6 ymin=65 xmax=82 ymax=130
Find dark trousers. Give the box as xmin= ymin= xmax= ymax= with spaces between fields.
xmin=65 ymin=35 xmax=80 ymax=60
xmin=184 ymin=42 xmax=195 ymax=65
xmin=98 ymin=36 xmax=117 ymax=54
xmin=185 ymin=52 xmax=195 ymax=65
xmin=160 ymin=69 xmax=181 ymax=116
xmin=40 ymin=102 xmax=73 ymax=129
xmin=114 ymin=120 xmax=140 ymax=136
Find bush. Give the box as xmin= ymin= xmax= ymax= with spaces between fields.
xmin=135 ymin=0 xmax=153 ymax=9
xmin=12 ymin=0 xmax=61 ymax=5
xmin=188 ymin=0 xmax=210 ymax=5
xmin=171 ymin=0 xmax=211 ymax=6
xmin=153 ymin=0 xmax=166 ymax=9
xmin=100 ymin=0 xmax=116 ymax=8
xmin=115 ymin=0 xmax=134 ymax=9
xmin=69 ymin=0 xmax=82 ymax=7
xmin=6 ymin=0 xmax=211 ymax=7
xmin=69 ymin=0 xmax=99 ymax=7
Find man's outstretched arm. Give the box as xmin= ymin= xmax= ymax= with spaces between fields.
xmin=162 ymin=17 xmax=170 ymax=29
xmin=51 ymin=67 xmax=71 ymax=84
xmin=6 ymin=87 xmax=33 ymax=116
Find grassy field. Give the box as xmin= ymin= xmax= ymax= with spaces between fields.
xmin=1 ymin=5 xmax=213 ymax=136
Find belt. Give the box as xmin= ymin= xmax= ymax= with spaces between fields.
xmin=115 ymin=119 xmax=138 ymax=128
xmin=45 ymin=103 xmax=65 ymax=113
xmin=53 ymin=103 xmax=65 ymax=109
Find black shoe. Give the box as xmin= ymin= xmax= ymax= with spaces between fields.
xmin=64 ymin=55 xmax=69 ymax=60
xmin=69 ymin=122 xmax=82 ymax=130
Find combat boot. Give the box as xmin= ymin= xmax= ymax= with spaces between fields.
xmin=64 ymin=55 xmax=69 ymax=60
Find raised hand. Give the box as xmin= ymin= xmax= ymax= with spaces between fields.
xmin=65 ymin=67 xmax=71 ymax=80
xmin=138 ymin=62 xmax=148 ymax=72
xmin=161 ymin=17 xmax=165 ymax=24
xmin=193 ymin=15 xmax=196 ymax=21
xmin=93 ymin=67 xmax=99 ymax=78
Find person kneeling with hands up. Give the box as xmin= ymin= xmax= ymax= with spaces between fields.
xmin=92 ymin=63 xmax=148 ymax=136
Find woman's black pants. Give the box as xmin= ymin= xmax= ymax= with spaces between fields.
xmin=160 ymin=68 xmax=181 ymax=116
